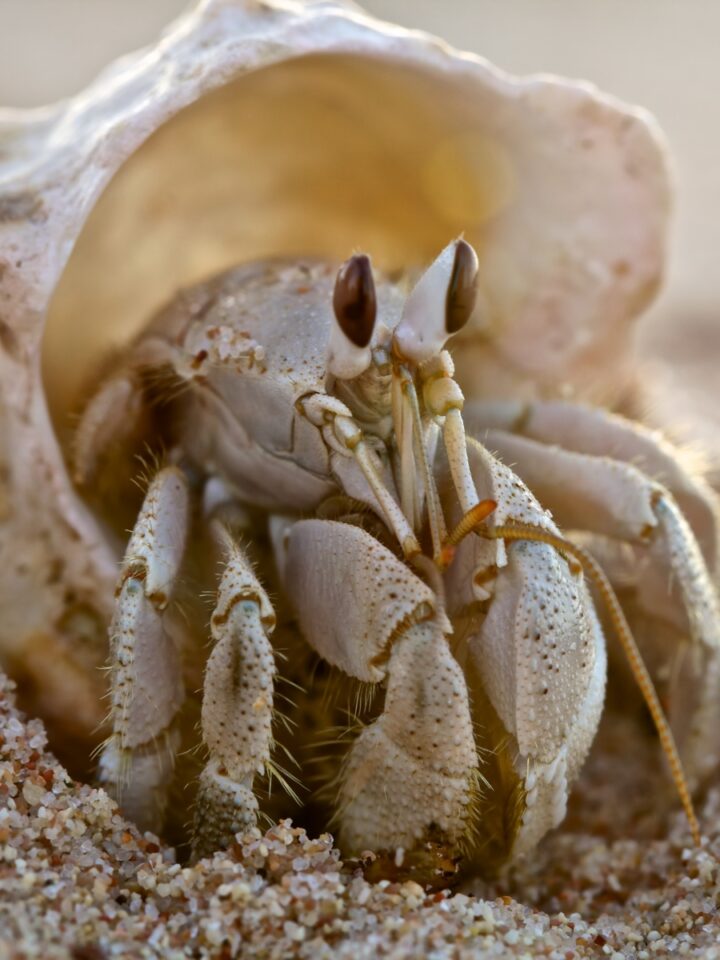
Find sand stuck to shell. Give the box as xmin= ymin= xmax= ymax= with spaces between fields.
xmin=1 ymin=671 xmax=718 ymax=959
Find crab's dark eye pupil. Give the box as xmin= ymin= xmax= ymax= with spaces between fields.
xmin=445 ymin=239 xmax=479 ymax=334
xmin=333 ymin=254 xmax=377 ymax=348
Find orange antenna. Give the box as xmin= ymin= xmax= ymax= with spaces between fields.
xmin=440 ymin=499 xmax=498 ymax=568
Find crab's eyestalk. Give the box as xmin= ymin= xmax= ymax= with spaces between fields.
xmin=327 ymin=254 xmax=377 ymax=380
xmin=393 ymin=239 xmax=479 ymax=364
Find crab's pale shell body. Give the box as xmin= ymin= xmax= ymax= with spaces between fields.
xmin=75 ymin=249 xmax=610 ymax=870
xmin=1 ymin=0 xmax=704 ymax=876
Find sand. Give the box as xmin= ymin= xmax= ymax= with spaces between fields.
xmin=0 ymin=670 xmax=718 ymax=959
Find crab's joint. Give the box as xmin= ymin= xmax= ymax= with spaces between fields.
xmin=333 ymin=415 xmax=362 ymax=450
xmin=117 ymin=563 xmax=172 ymax=611
xmin=190 ymin=349 xmax=209 ymax=370
xmin=422 ymin=374 xmax=464 ymax=417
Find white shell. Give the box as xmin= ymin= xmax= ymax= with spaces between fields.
xmin=0 ymin=0 xmax=670 ymax=728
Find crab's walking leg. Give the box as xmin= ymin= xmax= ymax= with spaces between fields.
xmin=73 ymin=337 xmax=177 ymax=486
xmin=473 ymin=430 xmax=720 ymax=637
xmin=97 ymin=466 xmax=188 ymax=832
xmin=191 ymin=525 xmax=276 ymax=862
xmin=280 ymin=519 xmax=478 ymax=855
xmin=465 ymin=399 xmax=719 ymax=568
xmin=73 ymin=375 xmax=143 ymax=486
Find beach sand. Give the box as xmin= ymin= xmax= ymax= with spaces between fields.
xmin=1 ymin=670 xmax=718 ymax=959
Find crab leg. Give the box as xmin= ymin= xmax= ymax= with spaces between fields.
xmin=97 ymin=466 xmax=188 ymax=832
xmin=73 ymin=337 xmax=177 ymax=486
xmin=73 ymin=375 xmax=143 ymax=486
xmin=465 ymin=398 xmax=719 ymax=569
xmin=477 ymin=430 xmax=720 ymax=637
xmin=280 ymin=518 xmax=478 ymax=855
xmin=191 ymin=524 xmax=277 ymax=862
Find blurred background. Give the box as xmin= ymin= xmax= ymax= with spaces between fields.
xmin=2 ymin=0 xmax=719 ymax=448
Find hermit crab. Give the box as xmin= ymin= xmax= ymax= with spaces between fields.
xmin=0 ymin=0 xmax=719 ymax=884
xmin=68 ymin=238 xmax=719 ymax=874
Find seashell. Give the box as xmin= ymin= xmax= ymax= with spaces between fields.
xmin=0 ymin=0 xmax=669 ymax=753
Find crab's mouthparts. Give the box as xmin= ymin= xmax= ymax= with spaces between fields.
xmin=389 ymin=350 xmax=496 ymax=570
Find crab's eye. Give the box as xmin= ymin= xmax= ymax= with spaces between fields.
xmin=327 ymin=254 xmax=377 ymax=379
xmin=333 ymin=254 xmax=376 ymax=348
xmin=393 ymin=239 xmax=479 ymax=364
xmin=445 ymin=239 xmax=479 ymax=334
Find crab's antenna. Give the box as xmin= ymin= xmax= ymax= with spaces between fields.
xmin=486 ymin=520 xmax=701 ymax=848
xmin=441 ymin=498 xmax=498 ymax=567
